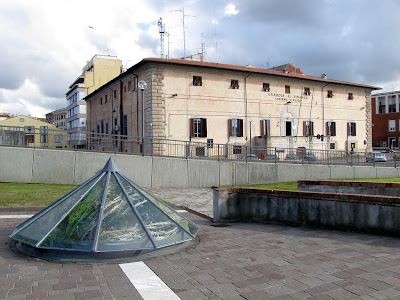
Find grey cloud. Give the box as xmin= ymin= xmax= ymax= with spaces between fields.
xmin=137 ymin=31 xmax=159 ymax=53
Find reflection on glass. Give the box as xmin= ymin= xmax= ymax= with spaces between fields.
xmin=12 ymin=175 xmax=100 ymax=246
xmin=97 ymin=174 xmax=153 ymax=251
xmin=117 ymin=174 xmax=192 ymax=247
xmin=41 ymin=175 xmax=106 ymax=251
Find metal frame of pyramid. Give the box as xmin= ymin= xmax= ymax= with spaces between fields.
xmin=10 ymin=158 xmax=199 ymax=259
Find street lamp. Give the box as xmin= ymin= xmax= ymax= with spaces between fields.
xmin=138 ymin=80 xmax=147 ymax=154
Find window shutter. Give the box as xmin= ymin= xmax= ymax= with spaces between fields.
xmin=311 ymin=122 xmax=314 ymax=136
xmin=353 ymin=123 xmax=356 ymax=136
xmin=202 ymin=118 xmax=207 ymax=137
xmin=266 ymin=119 xmax=270 ymax=137
xmin=347 ymin=122 xmax=350 ymax=136
xmin=228 ymin=119 xmax=232 ymax=136
xmin=332 ymin=122 xmax=336 ymax=136
xmin=260 ymin=120 xmax=264 ymax=136
xmin=303 ymin=121 xmax=307 ymax=136
xmin=326 ymin=122 xmax=329 ymax=136
xmin=190 ymin=118 xmax=195 ymax=138
xmin=239 ymin=119 xmax=244 ymax=137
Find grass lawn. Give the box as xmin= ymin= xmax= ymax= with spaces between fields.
xmin=238 ymin=177 xmax=400 ymax=191
xmin=0 ymin=183 xmax=78 ymax=207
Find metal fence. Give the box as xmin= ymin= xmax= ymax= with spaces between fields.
xmin=0 ymin=126 xmax=399 ymax=168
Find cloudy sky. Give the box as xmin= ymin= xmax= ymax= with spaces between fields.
xmin=1 ymin=0 xmax=399 ymax=117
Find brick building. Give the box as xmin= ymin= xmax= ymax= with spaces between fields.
xmin=371 ymin=91 xmax=400 ymax=149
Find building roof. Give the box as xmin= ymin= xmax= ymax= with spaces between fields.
xmin=371 ymin=90 xmax=400 ymax=97
xmin=85 ymin=58 xmax=380 ymax=100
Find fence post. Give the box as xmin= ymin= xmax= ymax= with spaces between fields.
xmin=350 ymin=152 xmax=353 ymax=166
xmin=218 ymin=144 xmax=220 ymax=161
xmin=395 ymin=157 xmax=397 ymax=168
xmin=245 ymin=146 xmax=248 ymax=162
xmin=274 ymin=147 xmax=277 ymax=164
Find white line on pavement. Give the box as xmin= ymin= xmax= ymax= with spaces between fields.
xmin=0 ymin=215 xmax=33 ymax=219
xmin=176 ymin=210 xmax=187 ymax=213
xmin=119 ymin=261 xmax=180 ymax=300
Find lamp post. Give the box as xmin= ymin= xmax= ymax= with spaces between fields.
xmin=249 ymin=119 xmax=252 ymax=155
xmin=138 ymin=80 xmax=147 ymax=154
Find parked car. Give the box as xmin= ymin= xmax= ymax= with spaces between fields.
xmin=263 ymin=154 xmax=280 ymax=161
xmin=285 ymin=154 xmax=300 ymax=162
xmin=303 ymin=153 xmax=318 ymax=162
xmin=366 ymin=152 xmax=387 ymax=162
xmin=246 ymin=154 xmax=260 ymax=161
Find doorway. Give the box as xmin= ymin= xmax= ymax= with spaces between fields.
xmin=285 ymin=121 xmax=292 ymax=136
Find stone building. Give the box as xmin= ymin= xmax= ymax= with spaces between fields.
xmin=45 ymin=108 xmax=67 ymax=130
xmin=85 ymin=58 xmax=379 ymax=155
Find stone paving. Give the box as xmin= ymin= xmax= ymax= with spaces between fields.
xmin=3 ymin=205 xmax=400 ymax=299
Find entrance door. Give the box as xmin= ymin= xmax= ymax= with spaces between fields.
xmin=389 ymin=137 xmax=396 ymax=149
xmin=285 ymin=121 xmax=292 ymax=136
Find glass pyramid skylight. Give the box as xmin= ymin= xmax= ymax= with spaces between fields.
xmin=10 ymin=158 xmax=199 ymax=255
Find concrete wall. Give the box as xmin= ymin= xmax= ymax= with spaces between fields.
xmin=213 ymin=188 xmax=400 ymax=237
xmin=298 ymin=180 xmax=400 ymax=197
xmin=1 ymin=146 xmax=400 ymax=188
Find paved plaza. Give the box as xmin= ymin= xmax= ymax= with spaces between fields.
xmin=2 ymin=190 xmax=400 ymax=299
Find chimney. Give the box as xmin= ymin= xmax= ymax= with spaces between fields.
xmin=321 ymin=74 xmax=327 ymax=79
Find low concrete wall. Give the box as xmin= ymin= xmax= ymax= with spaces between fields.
xmin=1 ymin=146 xmax=400 ymax=188
xmin=298 ymin=180 xmax=400 ymax=197
xmin=213 ymin=187 xmax=400 ymax=236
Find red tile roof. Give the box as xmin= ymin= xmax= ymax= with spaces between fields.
xmin=143 ymin=58 xmax=380 ymax=90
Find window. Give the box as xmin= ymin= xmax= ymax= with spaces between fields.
xmin=128 ymin=81 xmax=131 ymax=91
xmin=304 ymin=87 xmax=311 ymax=96
xmin=326 ymin=121 xmax=336 ymax=136
xmin=330 ymin=143 xmax=335 ymax=150
xmin=100 ymin=97 xmax=103 ymax=105
xmin=285 ymin=85 xmax=290 ymax=94
xmin=233 ymin=146 xmax=242 ymax=154
xmin=262 ymin=83 xmax=270 ymax=92
xmin=40 ymin=126 xmax=48 ymax=143
xmin=123 ymin=115 xmax=128 ymax=136
xmin=113 ymin=117 xmax=118 ymax=133
xmin=101 ymin=120 xmax=104 ymax=134
xmin=55 ymin=135 xmax=62 ymax=143
xmin=231 ymin=80 xmax=239 ymax=89
xmin=260 ymin=119 xmax=271 ymax=137
xmin=24 ymin=126 xmax=34 ymax=134
xmin=190 ymin=118 xmax=207 ymax=138
xmin=348 ymin=93 xmax=354 ymax=100
xmin=303 ymin=121 xmax=314 ymax=137
xmin=124 ymin=86 xmax=126 ymax=93
xmin=196 ymin=147 xmax=205 ymax=156
xmin=105 ymin=95 xmax=108 ymax=103
xmin=389 ymin=95 xmax=396 ymax=113
xmin=193 ymin=76 xmax=203 ymax=86
xmin=378 ymin=97 xmax=385 ymax=113
xmin=207 ymin=139 xmax=213 ymax=148
xmin=114 ymin=90 xmax=117 ymax=99
xmin=348 ymin=122 xmax=356 ymax=136
xmin=389 ymin=120 xmax=396 ymax=132
xmin=97 ymin=125 xmax=100 ymax=134
xmin=327 ymin=90 xmax=333 ymax=98
xmin=228 ymin=118 xmax=243 ymax=137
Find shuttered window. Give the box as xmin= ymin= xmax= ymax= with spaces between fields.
xmin=189 ymin=118 xmax=207 ymax=138
xmin=228 ymin=119 xmax=243 ymax=137
xmin=260 ymin=119 xmax=271 ymax=137
xmin=303 ymin=121 xmax=314 ymax=136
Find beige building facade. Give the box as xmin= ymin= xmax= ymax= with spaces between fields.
xmin=85 ymin=58 xmax=379 ymax=154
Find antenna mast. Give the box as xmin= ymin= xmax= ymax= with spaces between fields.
xmin=172 ymin=7 xmax=195 ymax=58
xmin=157 ymin=17 xmax=166 ymax=58
xmin=201 ymin=33 xmax=205 ymax=62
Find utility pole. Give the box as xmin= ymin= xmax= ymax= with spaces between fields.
xmin=172 ymin=8 xmax=195 ymax=58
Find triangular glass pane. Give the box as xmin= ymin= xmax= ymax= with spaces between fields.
xmin=117 ymin=174 xmax=193 ymax=247
xmin=40 ymin=175 xmax=107 ymax=251
xmin=119 ymin=174 xmax=199 ymax=236
xmin=11 ymin=175 xmax=100 ymax=246
xmin=96 ymin=174 xmax=154 ymax=252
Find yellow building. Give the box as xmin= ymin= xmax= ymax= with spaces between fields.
xmin=0 ymin=116 xmax=68 ymax=148
xmin=66 ymin=55 xmax=122 ymax=148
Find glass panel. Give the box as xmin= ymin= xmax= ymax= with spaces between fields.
xmin=96 ymin=174 xmax=153 ymax=251
xmin=40 ymin=175 xmax=107 ymax=251
xmin=117 ymin=174 xmax=192 ymax=247
xmin=12 ymin=175 xmax=101 ymax=246
xmin=118 ymin=174 xmax=199 ymax=236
